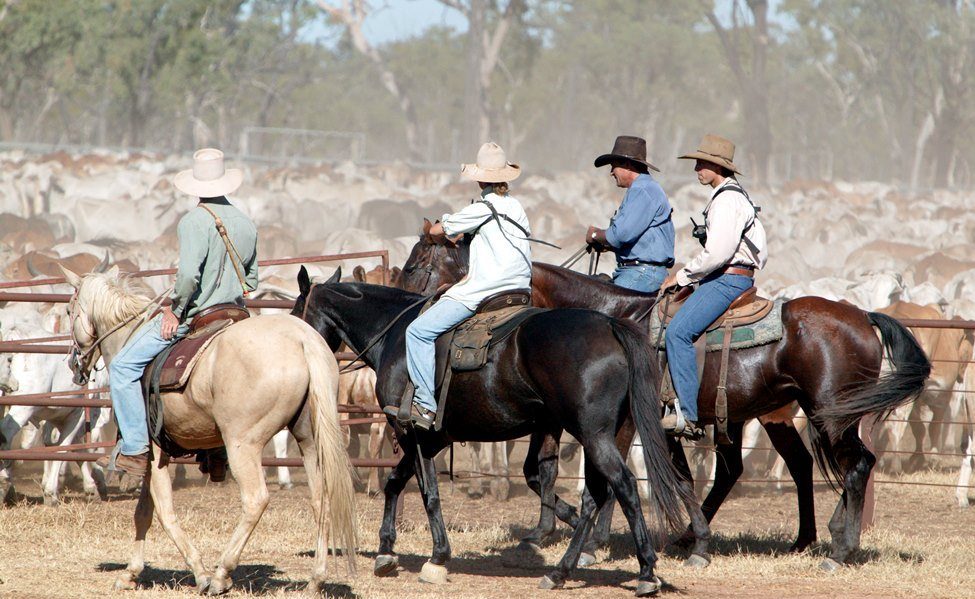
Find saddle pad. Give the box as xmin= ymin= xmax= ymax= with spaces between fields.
xmin=650 ymin=300 xmax=784 ymax=352
xmin=146 ymin=321 xmax=233 ymax=392
xmin=449 ymin=306 xmax=545 ymax=371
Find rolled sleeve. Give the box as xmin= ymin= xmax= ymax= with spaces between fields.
xmin=169 ymin=217 xmax=208 ymax=319
xmin=678 ymin=198 xmax=750 ymax=285
xmin=244 ymin=240 xmax=258 ymax=293
xmin=441 ymin=202 xmax=493 ymax=236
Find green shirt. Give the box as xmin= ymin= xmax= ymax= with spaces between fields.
xmin=169 ymin=199 xmax=258 ymax=321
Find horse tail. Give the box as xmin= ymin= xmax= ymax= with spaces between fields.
xmin=817 ymin=312 xmax=931 ymax=445
xmin=610 ymin=318 xmax=693 ymax=544
xmin=302 ymin=333 xmax=358 ymax=575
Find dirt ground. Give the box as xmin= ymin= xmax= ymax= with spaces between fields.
xmin=1 ymin=453 xmax=974 ymax=599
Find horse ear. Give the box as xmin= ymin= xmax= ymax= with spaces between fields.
xmin=353 ymin=265 xmax=366 ymax=282
xmin=105 ymin=264 xmax=120 ymax=279
xmin=327 ymin=267 xmax=342 ymax=284
xmin=297 ymin=265 xmax=311 ymax=296
xmin=422 ymin=218 xmax=432 ymax=234
xmin=58 ymin=265 xmax=83 ymax=289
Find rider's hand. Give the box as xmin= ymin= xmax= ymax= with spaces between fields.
xmin=660 ymin=274 xmax=680 ymax=293
xmin=160 ymin=307 xmax=179 ymax=340
xmin=586 ymin=225 xmax=607 ymax=250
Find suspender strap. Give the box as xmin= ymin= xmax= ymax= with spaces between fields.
xmin=198 ymin=204 xmax=250 ymax=296
xmin=475 ymin=200 xmax=562 ymax=249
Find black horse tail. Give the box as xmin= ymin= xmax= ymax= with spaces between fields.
xmin=610 ymin=318 xmax=694 ymax=545
xmin=818 ymin=312 xmax=931 ymax=445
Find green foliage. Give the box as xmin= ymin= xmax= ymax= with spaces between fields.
xmin=0 ymin=0 xmax=972 ymax=186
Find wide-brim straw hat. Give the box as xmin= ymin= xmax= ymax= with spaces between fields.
xmin=594 ymin=135 xmax=660 ymax=173
xmin=461 ymin=142 xmax=521 ymax=183
xmin=173 ymin=148 xmax=243 ymax=197
xmin=678 ymin=134 xmax=742 ymax=175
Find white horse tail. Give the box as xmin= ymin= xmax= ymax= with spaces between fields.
xmin=303 ymin=334 xmax=358 ymax=575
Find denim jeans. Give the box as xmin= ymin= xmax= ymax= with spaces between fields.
xmin=612 ymin=264 xmax=668 ymax=293
xmin=665 ymin=273 xmax=754 ymax=421
xmin=406 ymin=298 xmax=475 ymax=412
xmin=108 ymin=314 xmax=189 ymax=455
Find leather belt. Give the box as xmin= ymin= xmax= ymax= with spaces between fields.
xmin=718 ymin=265 xmax=756 ymax=277
xmin=617 ymin=258 xmax=675 ymax=268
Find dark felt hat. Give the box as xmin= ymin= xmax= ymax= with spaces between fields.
xmin=594 ymin=135 xmax=660 ymax=173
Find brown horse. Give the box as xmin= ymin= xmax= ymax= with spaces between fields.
xmin=398 ymin=232 xmax=931 ymax=570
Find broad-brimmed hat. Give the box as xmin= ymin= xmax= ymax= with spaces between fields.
xmin=173 ymin=148 xmax=243 ymax=197
xmin=594 ymin=135 xmax=660 ymax=173
xmin=678 ymin=134 xmax=741 ymax=175
xmin=461 ymin=142 xmax=521 ymax=183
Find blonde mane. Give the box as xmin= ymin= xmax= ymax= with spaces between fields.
xmin=77 ymin=271 xmax=152 ymax=329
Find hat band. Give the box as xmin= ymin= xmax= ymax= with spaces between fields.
xmin=698 ymin=150 xmax=733 ymax=163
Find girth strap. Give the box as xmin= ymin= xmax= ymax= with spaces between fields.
xmin=714 ymin=322 xmax=734 ymax=445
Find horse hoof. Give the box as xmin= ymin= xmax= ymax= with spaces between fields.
xmin=819 ymin=558 xmax=843 ymax=572
xmin=42 ymin=495 xmax=59 ymax=507
xmin=206 ymin=576 xmax=232 ymax=595
xmin=194 ymin=575 xmax=211 ymax=594
xmin=788 ymin=538 xmax=815 ymax=553
xmin=418 ymin=561 xmax=448 ymax=584
xmin=113 ymin=576 xmax=137 ymax=591
xmin=683 ymin=553 xmax=711 ymax=569
xmin=635 ymin=577 xmax=662 ymax=597
xmin=577 ymin=552 xmax=597 ymax=568
xmin=538 ymin=575 xmax=563 ymax=590
xmin=373 ymin=554 xmax=399 ymax=577
xmin=279 ymin=482 xmax=294 ymax=491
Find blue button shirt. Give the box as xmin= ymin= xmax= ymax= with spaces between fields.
xmin=605 ymin=174 xmax=675 ymax=264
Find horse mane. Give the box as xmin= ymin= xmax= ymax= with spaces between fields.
xmin=77 ymin=272 xmax=152 ymax=328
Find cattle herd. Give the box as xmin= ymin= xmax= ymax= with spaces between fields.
xmin=0 ymin=149 xmax=973 ymax=527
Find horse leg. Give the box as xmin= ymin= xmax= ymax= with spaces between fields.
xmin=764 ymin=420 xmax=817 ymax=552
xmin=521 ymin=431 xmax=573 ymax=545
xmin=581 ymin=418 xmax=637 ymax=566
xmin=669 ymin=438 xmax=711 ymax=566
xmin=206 ymin=443 xmax=270 ymax=595
xmin=374 ymin=439 xmax=417 ymax=577
xmin=272 ymin=429 xmax=292 ymax=490
xmin=366 ymin=422 xmax=385 ymax=496
xmin=904 ymin=400 xmax=928 ymax=473
xmin=540 ymin=468 xmax=602 ymax=591
xmin=145 ymin=450 xmax=211 ymax=591
xmin=490 ymin=441 xmax=511 ymax=501
xmin=698 ymin=422 xmax=745 ymax=525
xmin=414 ymin=450 xmax=452 ymax=584
xmin=113 ymin=475 xmax=154 ymax=590
xmin=821 ymin=427 xmax=876 ymax=570
xmin=466 ymin=442 xmax=488 ymax=498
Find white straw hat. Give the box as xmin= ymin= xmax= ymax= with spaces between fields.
xmin=460 ymin=142 xmax=521 ymax=183
xmin=173 ymin=148 xmax=243 ymax=197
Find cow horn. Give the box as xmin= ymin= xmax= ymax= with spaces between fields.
xmin=26 ymin=254 xmax=41 ymax=277
xmin=94 ymin=250 xmax=110 ymax=273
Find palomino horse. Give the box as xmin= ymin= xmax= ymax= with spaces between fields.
xmin=398 ymin=232 xmax=931 ymax=570
xmin=59 ymin=267 xmax=357 ymax=594
xmin=294 ymin=267 xmax=694 ymax=596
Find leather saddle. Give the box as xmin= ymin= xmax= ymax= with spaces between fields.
xmin=143 ymin=304 xmax=251 ymax=392
xmin=661 ymin=285 xmax=773 ymax=331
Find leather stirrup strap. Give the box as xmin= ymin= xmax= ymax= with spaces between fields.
xmin=715 ymin=322 xmax=733 ymax=445
xmin=397 ymin=381 xmax=414 ymax=423
xmin=198 ymin=203 xmax=250 ymax=296
xmin=434 ymin=365 xmax=452 ymax=432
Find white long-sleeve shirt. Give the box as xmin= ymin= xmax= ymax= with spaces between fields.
xmin=676 ymin=178 xmax=767 ymax=286
xmin=440 ymin=191 xmax=532 ymax=310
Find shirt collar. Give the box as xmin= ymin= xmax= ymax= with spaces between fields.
xmin=709 ymin=177 xmax=738 ymax=199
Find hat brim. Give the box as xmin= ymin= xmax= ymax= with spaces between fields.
xmin=460 ymin=162 xmax=521 ymax=183
xmin=173 ymin=168 xmax=243 ymax=197
xmin=594 ymin=153 xmax=660 ymax=173
xmin=678 ymin=152 xmax=741 ymax=175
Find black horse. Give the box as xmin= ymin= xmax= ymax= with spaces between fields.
xmin=397 ymin=231 xmax=931 ymax=570
xmin=294 ymin=267 xmax=694 ymax=596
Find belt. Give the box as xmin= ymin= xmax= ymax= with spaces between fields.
xmin=718 ymin=264 xmax=756 ymax=277
xmin=617 ymin=258 xmax=675 ymax=268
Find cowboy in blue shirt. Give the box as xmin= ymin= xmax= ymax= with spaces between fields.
xmin=586 ymin=136 xmax=675 ymax=293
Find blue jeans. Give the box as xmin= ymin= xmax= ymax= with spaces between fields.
xmin=612 ymin=264 xmax=668 ymax=293
xmin=109 ymin=314 xmax=189 ymax=455
xmin=665 ymin=273 xmax=753 ymax=422
xmin=406 ymin=298 xmax=475 ymax=412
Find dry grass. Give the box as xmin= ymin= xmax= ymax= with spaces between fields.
xmin=0 ymin=461 xmax=973 ymax=599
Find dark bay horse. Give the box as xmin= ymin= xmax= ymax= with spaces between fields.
xmin=398 ymin=233 xmax=931 ymax=571
xmin=293 ymin=267 xmax=694 ymax=596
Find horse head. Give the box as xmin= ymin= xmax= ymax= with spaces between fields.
xmin=398 ymin=219 xmax=469 ymax=294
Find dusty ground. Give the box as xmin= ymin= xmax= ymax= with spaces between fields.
xmin=0 ymin=456 xmax=973 ymax=599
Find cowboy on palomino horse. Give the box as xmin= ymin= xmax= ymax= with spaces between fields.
xmin=95 ymin=148 xmax=258 ymax=477
xmin=387 ymin=142 xmax=532 ymax=430
xmin=658 ymin=134 xmax=768 ymax=438
xmin=585 ymin=135 xmax=675 ymax=293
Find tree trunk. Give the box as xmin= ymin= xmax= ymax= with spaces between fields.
xmin=463 ymin=1 xmax=486 ymax=152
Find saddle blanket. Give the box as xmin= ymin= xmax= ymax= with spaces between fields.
xmin=649 ymin=299 xmax=785 ymax=352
